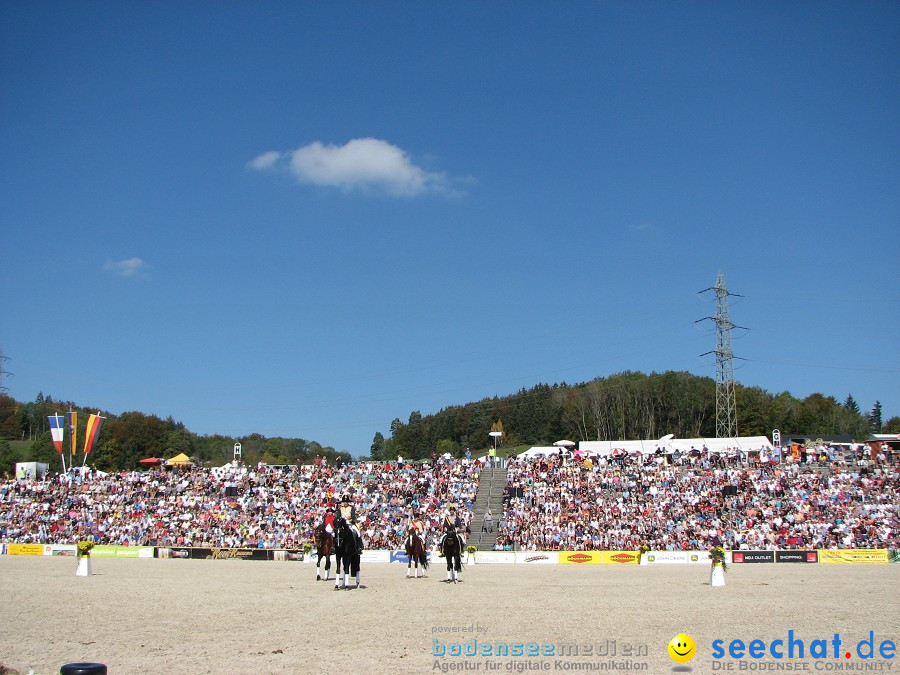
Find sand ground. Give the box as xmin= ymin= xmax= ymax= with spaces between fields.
xmin=0 ymin=555 xmax=897 ymax=675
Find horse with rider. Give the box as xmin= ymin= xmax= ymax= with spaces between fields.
xmin=405 ymin=512 xmax=428 ymax=578
xmin=439 ymin=505 xmax=465 ymax=583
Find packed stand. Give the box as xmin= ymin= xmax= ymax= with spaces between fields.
xmin=495 ymin=449 xmax=900 ymax=551
xmin=0 ymin=458 xmax=480 ymax=551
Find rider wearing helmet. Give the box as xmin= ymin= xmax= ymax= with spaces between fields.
xmin=338 ymin=494 xmax=356 ymax=524
xmin=440 ymin=504 xmax=464 ymax=550
xmin=321 ymin=504 xmax=336 ymax=534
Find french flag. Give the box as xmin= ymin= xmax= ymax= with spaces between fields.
xmin=48 ymin=414 xmax=66 ymax=454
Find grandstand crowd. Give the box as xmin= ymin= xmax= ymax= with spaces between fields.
xmin=1 ymin=448 xmax=898 ymax=552
xmin=496 ymin=450 xmax=900 ymax=551
xmin=0 ymin=459 xmax=479 ymax=551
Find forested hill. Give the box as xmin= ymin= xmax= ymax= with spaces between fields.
xmin=369 ymin=370 xmax=892 ymax=461
xmin=0 ymin=392 xmax=351 ymax=473
xmin=0 ymin=370 xmax=893 ymax=472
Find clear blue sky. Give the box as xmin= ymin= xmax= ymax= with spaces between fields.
xmin=2 ymin=2 xmax=897 ymax=455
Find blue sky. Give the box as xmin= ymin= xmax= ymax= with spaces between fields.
xmin=1 ymin=3 xmax=897 ymax=455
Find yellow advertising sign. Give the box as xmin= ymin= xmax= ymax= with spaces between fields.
xmin=559 ymin=551 xmax=602 ymax=565
xmin=7 ymin=543 xmax=45 ymax=556
xmin=819 ymin=549 xmax=888 ymax=564
xmin=600 ymin=551 xmax=640 ymax=564
xmin=558 ymin=551 xmax=640 ymax=564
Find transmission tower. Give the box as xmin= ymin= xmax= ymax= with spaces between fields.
xmin=696 ymin=272 xmax=741 ymax=438
xmin=0 ymin=345 xmax=10 ymax=395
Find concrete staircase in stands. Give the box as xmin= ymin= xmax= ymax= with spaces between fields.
xmin=468 ymin=464 xmax=509 ymax=550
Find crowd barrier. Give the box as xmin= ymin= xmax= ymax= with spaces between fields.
xmin=1 ymin=544 xmax=895 ymax=564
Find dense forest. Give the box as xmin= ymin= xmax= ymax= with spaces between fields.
xmin=0 ymin=370 xmax=896 ymax=473
xmin=370 ymin=371 xmax=896 ymax=461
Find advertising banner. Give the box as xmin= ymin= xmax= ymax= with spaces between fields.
xmin=559 ymin=551 xmax=602 ymax=565
xmin=890 ymin=550 xmax=900 ymax=564
xmin=360 ymin=550 xmax=390 ymax=563
xmin=645 ymin=551 xmax=713 ymax=564
xmin=775 ymin=550 xmax=818 ymax=563
xmin=600 ymin=551 xmax=640 ymax=564
xmin=473 ymin=551 xmax=516 ymax=564
xmin=273 ymin=550 xmax=306 ymax=562
xmin=45 ymin=544 xmax=77 ymax=557
xmin=516 ymin=551 xmax=559 ymax=564
xmin=156 ymin=548 xmax=192 ymax=559
xmin=90 ymin=546 xmax=154 ymax=559
xmin=197 ymin=547 xmax=272 ymax=561
xmin=819 ymin=549 xmax=888 ymax=564
xmin=7 ymin=544 xmax=45 ymax=556
xmin=731 ymin=550 xmax=775 ymax=563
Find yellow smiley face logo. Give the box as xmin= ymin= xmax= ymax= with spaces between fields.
xmin=668 ymin=633 xmax=696 ymax=663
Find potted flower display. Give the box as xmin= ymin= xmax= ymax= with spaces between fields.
xmin=709 ymin=545 xmax=727 ymax=587
xmin=466 ymin=545 xmax=477 ymax=564
xmin=76 ymin=540 xmax=94 ymax=577
xmin=637 ymin=544 xmax=651 ymax=565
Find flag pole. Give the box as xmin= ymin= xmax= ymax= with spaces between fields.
xmin=53 ymin=412 xmax=67 ymax=474
xmin=81 ymin=411 xmax=104 ymax=469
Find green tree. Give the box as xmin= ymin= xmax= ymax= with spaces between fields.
xmin=868 ymin=401 xmax=883 ymax=433
xmin=843 ymin=395 xmax=860 ymax=415
xmin=370 ymin=432 xmax=385 ymax=460
xmin=0 ymin=439 xmax=17 ymax=476
xmin=91 ymin=437 xmax=120 ymax=472
xmin=29 ymin=433 xmax=59 ymax=468
xmin=0 ymin=394 xmax=20 ymax=439
xmin=166 ymin=427 xmax=195 ymax=456
xmin=435 ymin=438 xmax=460 ymax=457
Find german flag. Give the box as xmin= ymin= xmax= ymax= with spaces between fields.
xmin=83 ymin=413 xmax=105 ymax=455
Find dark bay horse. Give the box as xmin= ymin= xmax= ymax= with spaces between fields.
xmin=313 ymin=524 xmax=333 ymax=581
xmin=441 ymin=529 xmax=463 ymax=583
xmin=405 ymin=528 xmax=428 ymax=578
xmin=333 ymin=516 xmax=362 ymax=589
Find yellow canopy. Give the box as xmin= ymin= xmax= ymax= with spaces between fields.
xmin=165 ymin=453 xmax=192 ymax=466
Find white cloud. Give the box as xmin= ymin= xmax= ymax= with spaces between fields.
xmin=247 ymin=151 xmax=282 ymax=170
xmin=250 ymin=138 xmax=456 ymax=196
xmin=103 ymin=257 xmax=148 ymax=278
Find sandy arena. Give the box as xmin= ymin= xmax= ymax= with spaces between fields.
xmin=1 ymin=556 xmax=897 ymax=674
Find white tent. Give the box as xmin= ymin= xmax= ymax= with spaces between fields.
xmin=518 ymin=446 xmax=562 ymax=458
xmin=577 ymin=436 xmax=773 ymax=457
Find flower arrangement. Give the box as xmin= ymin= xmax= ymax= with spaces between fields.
xmin=77 ymin=541 xmax=95 ymax=558
xmin=303 ymin=543 xmax=312 ymax=554
xmin=637 ymin=544 xmax=650 ymax=560
xmin=466 ymin=545 xmax=477 ymax=555
xmin=709 ymin=545 xmax=728 ymax=572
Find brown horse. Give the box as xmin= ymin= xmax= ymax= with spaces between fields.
xmin=404 ymin=528 xmax=428 ymax=578
xmin=314 ymin=524 xmax=333 ymax=581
